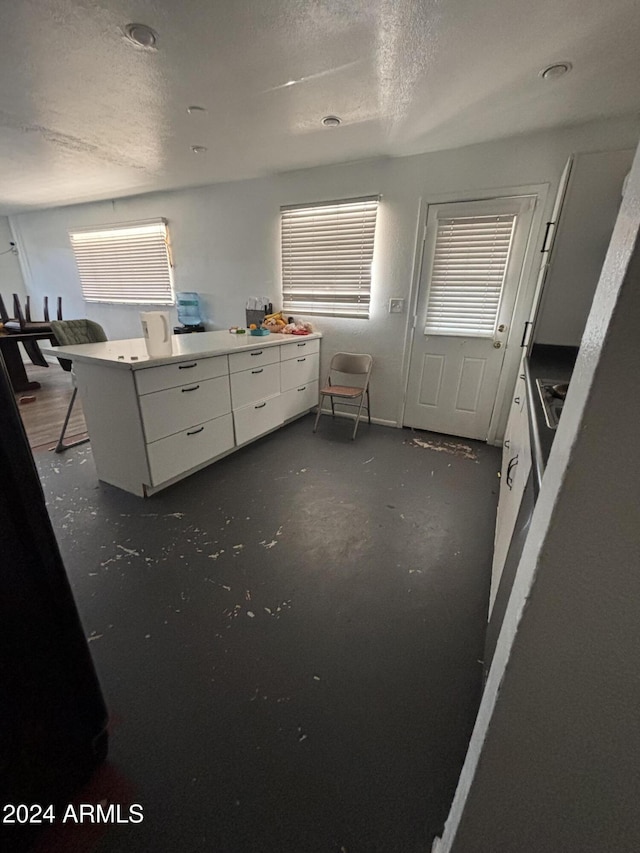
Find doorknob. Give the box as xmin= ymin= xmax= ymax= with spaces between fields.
xmin=493 ymin=341 xmax=502 ymax=348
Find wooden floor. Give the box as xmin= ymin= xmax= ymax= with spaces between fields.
xmin=14 ymin=363 xmax=88 ymax=451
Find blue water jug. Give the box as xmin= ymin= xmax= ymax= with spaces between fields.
xmin=176 ymin=292 xmax=203 ymax=326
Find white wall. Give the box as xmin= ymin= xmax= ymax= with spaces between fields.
xmin=438 ymin=140 xmax=640 ymax=852
xmin=10 ymin=114 xmax=640 ymax=429
xmin=0 ymin=216 xmax=26 ymax=313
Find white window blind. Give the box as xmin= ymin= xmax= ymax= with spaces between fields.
xmin=281 ymin=196 xmax=379 ymax=319
xmin=424 ymin=213 xmax=517 ymax=336
xmin=69 ymin=219 xmax=174 ymax=305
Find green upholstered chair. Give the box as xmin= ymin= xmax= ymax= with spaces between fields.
xmin=50 ymin=319 xmax=107 ymax=453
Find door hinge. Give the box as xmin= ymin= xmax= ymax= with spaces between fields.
xmin=520 ymin=320 xmax=533 ymax=348
xmin=541 ymin=220 xmax=555 ymax=253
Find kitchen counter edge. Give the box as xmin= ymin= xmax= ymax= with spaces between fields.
xmin=40 ymin=331 xmax=323 ymax=370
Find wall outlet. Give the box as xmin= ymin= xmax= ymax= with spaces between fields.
xmin=388 ymin=298 xmax=404 ymax=314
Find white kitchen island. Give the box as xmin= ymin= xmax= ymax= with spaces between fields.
xmin=41 ymin=331 xmax=321 ymax=496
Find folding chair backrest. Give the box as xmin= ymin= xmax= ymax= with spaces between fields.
xmin=330 ymin=352 xmax=372 ymax=376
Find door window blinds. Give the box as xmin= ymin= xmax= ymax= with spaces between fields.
xmin=69 ymin=219 xmax=174 ymax=305
xmin=281 ymin=196 xmax=379 ymax=319
xmin=424 ymin=213 xmax=517 ymax=336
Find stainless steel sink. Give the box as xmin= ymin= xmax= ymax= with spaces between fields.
xmin=535 ymin=379 xmax=566 ymax=429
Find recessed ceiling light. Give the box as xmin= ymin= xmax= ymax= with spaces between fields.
xmin=540 ymin=62 xmax=572 ymax=80
xmin=187 ymin=106 xmax=207 ymax=114
xmin=191 ymin=145 xmax=208 ymax=154
xmin=322 ymin=115 xmax=341 ymax=127
xmin=123 ymin=23 xmax=158 ymax=50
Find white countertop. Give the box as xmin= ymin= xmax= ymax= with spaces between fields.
xmin=40 ymin=330 xmax=322 ymax=370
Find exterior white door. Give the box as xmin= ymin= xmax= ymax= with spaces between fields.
xmin=403 ymin=196 xmax=536 ymax=440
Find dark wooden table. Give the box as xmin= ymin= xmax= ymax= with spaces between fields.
xmin=0 ymin=330 xmax=57 ymax=392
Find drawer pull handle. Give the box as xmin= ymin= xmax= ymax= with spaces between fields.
xmin=187 ymin=426 xmax=204 ymax=436
xmin=251 ymin=350 xmax=263 ymax=356
xmin=181 ymin=384 xmax=200 ymax=393
xmin=296 ymin=342 xmax=306 ymax=347
xmin=251 ymin=368 xmax=264 ymax=374
xmin=297 ymin=357 xmax=306 ymax=362
xmin=504 ymin=439 xmax=510 ymax=449
xmin=514 ymin=396 xmax=521 ymax=404
xmin=178 ymin=362 xmax=198 ymax=369
xmin=297 ymin=386 xmax=307 ymax=392
xmin=255 ymin=402 xmax=266 ymax=409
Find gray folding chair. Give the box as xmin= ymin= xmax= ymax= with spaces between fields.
xmin=50 ymin=319 xmax=107 ymax=453
xmin=313 ymin=352 xmax=373 ymax=440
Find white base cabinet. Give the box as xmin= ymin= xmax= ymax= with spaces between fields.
xmin=147 ymin=414 xmax=235 ymax=487
xmin=234 ymin=395 xmax=283 ymax=446
xmin=61 ymin=332 xmax=322 ymax=496
xmin=139 ymin=375 xmax=232 ymax=443
xmin=280 ymin=351 xmax=319 ymax=392
xmin=490 ymin=358 xmax=532 ymax=615
xmin=281 ymin=381 xmax=319 ymax=421
xmin=230 ymin=362 xmax=280 ymax=410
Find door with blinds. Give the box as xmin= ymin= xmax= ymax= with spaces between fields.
xmin=404 ymin=196 xmax=536 ymax=440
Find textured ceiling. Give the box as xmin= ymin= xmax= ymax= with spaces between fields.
xmin=0 ymin=0 xmax=639 ymax=214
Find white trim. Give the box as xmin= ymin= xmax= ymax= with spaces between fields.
xmin=315 ymin=406 xmax=397 ymax=428
xmin=396 ymin=196 xmax=427 ymax=428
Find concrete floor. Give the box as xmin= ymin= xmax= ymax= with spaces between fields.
xmin=34 ymin=415 xmax=500 ymax=853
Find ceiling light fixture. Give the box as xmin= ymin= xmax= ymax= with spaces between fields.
xmin=191 ymin=145 xmax=208 ymax=154
xmin=123 ymin=23 xmax=158 ymax=49
xmin=322 ymin=115 xmax=341 ymax=127
xmin=540 ymin=62 xmax=572 ymax=80
xmin=187 ymin=106 xmax=207 ymax=114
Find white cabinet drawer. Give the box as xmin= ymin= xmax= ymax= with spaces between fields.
xmin=233 ymin=395 xmax=283 ymax=446
xmin=135 ymin=355 xmax=229 ymax=395
xmin=229 ymin=346 xmax=280 ymax=374
xmin=281 ymin=380 xmax=318 ymax=421
xmin=147 ymin=413 xmax=234 ymax=486
xmin=230 ymin=362 xmax=280 ymax=409
xmin=280 ymin=351 xmax=319 ymax=392
xmin=280 ymin=338 xmax=320 ymax=361
xmin=139 ymin=375 xmax=231 ymax=443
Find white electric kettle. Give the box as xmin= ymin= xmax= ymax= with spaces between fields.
xmin=140 ymin=311 xmax=173 ymax=358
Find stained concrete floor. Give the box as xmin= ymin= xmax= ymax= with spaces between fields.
xmin=34 ymin=415 xmax=500 ymax=853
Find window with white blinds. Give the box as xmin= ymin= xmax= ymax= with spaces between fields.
xmin=281 ymin=196 xmax=379 ymax=319
xmin=69 ymin=219 xmax=174 ymax=305
xmin=424 ymin=213 xmax=517 ymax=336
